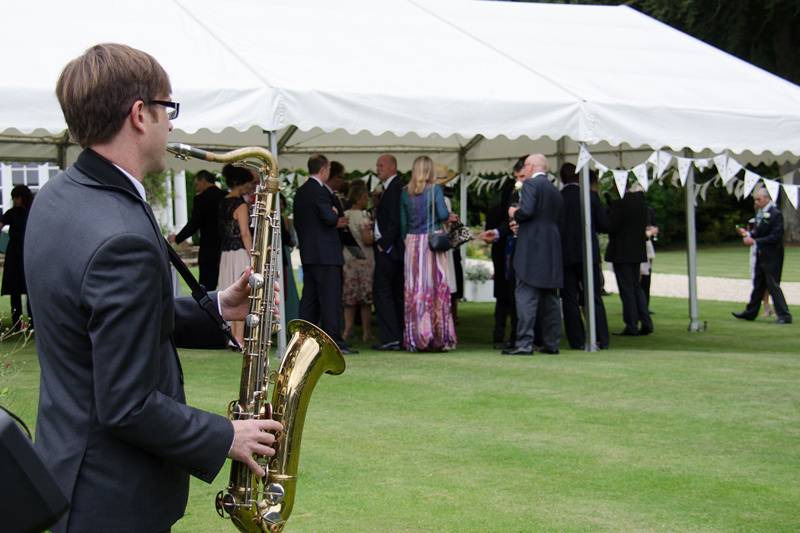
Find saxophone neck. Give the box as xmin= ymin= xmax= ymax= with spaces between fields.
xmin=166 ymin=142 xmax=279 ymax=192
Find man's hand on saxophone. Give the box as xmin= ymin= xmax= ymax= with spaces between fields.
xmin=229 ymin=419 xmax=284 ymax=477
xmin=219 ymin=267 xmax=281 ymax=321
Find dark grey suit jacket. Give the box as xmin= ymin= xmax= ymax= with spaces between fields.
xmin=292 ymin=178 xmax=344 ymax=266
xmin=25 ymin=149 xmax=233 ymax=532
xmin=752 ymin=203 xmax=785 ymax=273
xmin=513 ymin=174 xmax=564 ymax=289
xmin=374 ymin=176 xmax=404 ymax=261
xmin=605 ymin=191 xmax=648 ymax=264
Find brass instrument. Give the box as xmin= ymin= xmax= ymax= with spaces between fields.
xmin=167 ymin=143 xmax=345 ymax=533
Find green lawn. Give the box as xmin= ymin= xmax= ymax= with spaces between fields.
xmin=2 ymin=295 xmax=799 ymax=532
xmin=653 ymin=243 xmax=800 ymax=281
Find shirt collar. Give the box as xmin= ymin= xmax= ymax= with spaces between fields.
xmin=383 ymin=174 xmax=397 ymax=189
xmin=113 ymin=164 xmax=147 ymax=202
xmin=309 ymin=174 xmax=325 ymax=188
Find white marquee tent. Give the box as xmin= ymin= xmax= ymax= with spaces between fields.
xmin=2 ymin=0 xmax=799 ymax=347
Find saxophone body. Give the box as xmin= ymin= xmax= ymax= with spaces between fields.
xmin=166 ymin=143 xmax=345 ymax=533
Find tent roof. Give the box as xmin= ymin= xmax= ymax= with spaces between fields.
xmin=1 ymin=0 xmax=799 ymax=171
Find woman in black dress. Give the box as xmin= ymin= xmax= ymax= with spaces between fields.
xmin=1 ymin=185 xmax=33 ymax=330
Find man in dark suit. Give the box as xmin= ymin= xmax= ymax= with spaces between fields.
xmin=559 ymin=163 xmax=610 ymax=350
xmin=24 ymin=43 xmax=281 ymax=532
xmin=503 ymin=154 xmax=564 ymax=355
xmin=734 ymin=187 xmax=792 ymax=324
xmin=605 ymin=182 xmax=653 ymax=336
xmin=480 ymin=157 xmax=526 ymax=349
xmin=169 ymin=169 xmax=225 ymax=289
xmin=372 ymin=154 xmax=404 ymax=350
xmin=293 ymin=154 xmax=355 ymax=353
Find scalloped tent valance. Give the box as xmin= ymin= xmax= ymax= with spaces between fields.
xmin=1 ymin=0 xmax=800 ymax=171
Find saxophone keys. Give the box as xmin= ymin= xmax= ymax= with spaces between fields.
xmin=248 ymin=272 xmax=265 ymax=289
xmin=264 ymin=483 xmax=285 ymax=505
xmin=245 ymin=314 xmax=260 ymax=328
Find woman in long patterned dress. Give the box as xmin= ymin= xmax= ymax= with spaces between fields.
xmin=217 ymin=164 xmax=253 ymax=346
xmin=342 ymin=180 xmax=375 ymax=342
xmin=400 ymin=156 xmax=457 ymax=351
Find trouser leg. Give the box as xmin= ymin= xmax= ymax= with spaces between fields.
xmin=561 ymin=264 xmax=584 ymax=349
xmin=514 ymin=280 xmax=540 ymax=352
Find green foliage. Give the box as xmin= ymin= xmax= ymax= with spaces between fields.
xmin=143 ymin=171 xmax=169 ymax=208
xmin=527 ymin=0 xmax=800 ymax=84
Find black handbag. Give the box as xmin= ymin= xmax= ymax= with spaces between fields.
xmin=427 ymin=186 xmax=452 ymax=252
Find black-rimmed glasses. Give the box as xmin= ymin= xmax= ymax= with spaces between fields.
xmin=149 ymin=100 xmax=180 ymax=120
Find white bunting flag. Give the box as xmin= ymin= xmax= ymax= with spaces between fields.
xmin=576 ymin=144 xmax=592 ymax=172
xmin=594 ymin=161 xmax=608 ymax=176
xmin=632 ymin=163 xmax=649 ymax=192
xmin=763 ymin=178 xmax=781 ymax=203
xmin=612 ymin=170 xmax=629 ymax=198
xmin=647 ymin=150 xmax=672 ymax=179
xmin=722 ymin=157 xmax=743 ymax=185
xmin=725 ymin=175 xmax=737 ymax=195
xmin=713 ymin=154 xmax=728 ymax=182
xmin=782 ymin=184 xmax=799 ymax=209
xmin=695 ymin=158 xmax=711 ymax=170
xmin=743 ymin=170 xmax=760 ymax=198
xmin=734 ymin=180 xmax=745 ymax=200
xmin=676 ymin=157 xmax=692 ymax=186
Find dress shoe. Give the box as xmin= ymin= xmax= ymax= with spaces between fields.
xmin=371 ymin=341 xmax=402 ymax=351
xmin=501 ymin=347 xmax=533 ymax=356
xmin=638 ymin=326 xmax=653 ymax=336
xmin=538 ymin=347 xmax=559 ymax=355
xmin=612 ymin=329 xmax=639 ymax=336
xmin=731 ymin=311 xmax=755 ymax=321
xmin=774 ymin=317 xmax=792 ymax=325
xmin=340 ymin=347 xmax=359 ymax=355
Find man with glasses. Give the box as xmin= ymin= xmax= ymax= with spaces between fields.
xmin=24 ymin=43 xmax=282 ymax=532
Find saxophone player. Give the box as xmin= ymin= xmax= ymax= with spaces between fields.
xmin=25 ymin=43 xmax=282 ymax=532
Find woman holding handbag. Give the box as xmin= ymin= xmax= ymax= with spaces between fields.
xmin=400 ymin=156 xmax=457 ymax=351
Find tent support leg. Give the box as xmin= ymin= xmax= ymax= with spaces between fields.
xmin=580 ymin=159 xmax=597 ymax=351
xmin=685 ymin=163 xmax=703 ymax=332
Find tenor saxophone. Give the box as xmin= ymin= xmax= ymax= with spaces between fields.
xmin=167 ymin=143 xmax=346 ymax=533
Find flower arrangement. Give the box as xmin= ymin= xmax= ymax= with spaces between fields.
xmin=465 ymin=262 xmax=493 ymax=282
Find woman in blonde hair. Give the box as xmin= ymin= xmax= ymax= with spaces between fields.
xmin=400 ymin=156 xmax=457 ymax=351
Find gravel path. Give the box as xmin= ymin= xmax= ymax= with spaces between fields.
xmin=603 ymin=270 xmax=800 ymax=304
xmin=463 ymin=258 xmax=798 ymax=304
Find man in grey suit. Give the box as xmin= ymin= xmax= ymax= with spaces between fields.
xmin=503 ymin=154 xmax=564 ymax=355
xmin=24 ymin=43 xmax=282 ymax=532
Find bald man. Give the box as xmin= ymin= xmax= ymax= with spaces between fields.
xmin=503 ymin=154 xmax=564 ymax=355
xmin=734 ymin=187 xmax=792 ymax=324
xmin=372 ymin=154 xmax=405 ymax=349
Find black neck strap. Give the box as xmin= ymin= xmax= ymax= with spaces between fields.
xmin=165 ymin=242 xmax=242 ymax=351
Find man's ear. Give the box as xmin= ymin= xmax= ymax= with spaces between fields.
xmin=128 ymin=100 xmax=148 ymax=134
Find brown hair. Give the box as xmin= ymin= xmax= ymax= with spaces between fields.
xmin=307 ymin=154 xmax=329 ymax=175
xmin=407 ymin=156 xmax=435 ymax=196
xmin=347 ymin=179 xmax=368 ymax=206
xmin=55 ymin=43 xmax=171 ymax=147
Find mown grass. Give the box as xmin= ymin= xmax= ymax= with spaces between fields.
xmin=653 ymin=243 xmax=800 ymax=281
xmin=2 ymin=294 xmax=799 ymax=532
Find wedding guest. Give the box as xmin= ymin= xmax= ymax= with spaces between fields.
xmin=342 ymin=180 xmax=375 ymax=342
xmin=1 ymin=185 xmax=33 ymax=330
xmin=400 ymin=156 xmax=457 ymax=351
xmin=169 ymin=170 xmax=225 ymax=290
xmin=733 ymin=187 xmax=792 ymax=324
xmin=372 ymin=154 xmax=405 ymax=350
xmin=217 ymin=163 xmax=254 ymax=345
xmin=606 ymin=182 xmax=653 ymax=336
xmin=559 ymin=164 xmax=609 ymax=350
xmin=294 ymin=155 xmax=355 ymax=354
xmin=640 ymin=204 xmax=658 ymax=313
xmin=503 ymin=154 xmax=563 ymax=355
xmin=440 ymin=179 xmax=463 ymax=325
xmin=479 ymin=157 xmax=527 ymax=349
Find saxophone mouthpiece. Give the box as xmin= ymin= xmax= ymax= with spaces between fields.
xmin=166 ymin=142 xmax=213 ymax=162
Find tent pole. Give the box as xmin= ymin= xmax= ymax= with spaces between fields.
xmin=269 ymin=130 xmax=288 ymax=355
xmin=579 ymin=154 xmax=597 ymax=351
xmin=685 ymin=160 xmax=702 ymax=332
xmin=277 ymin=126 xmax=297 ymax=151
